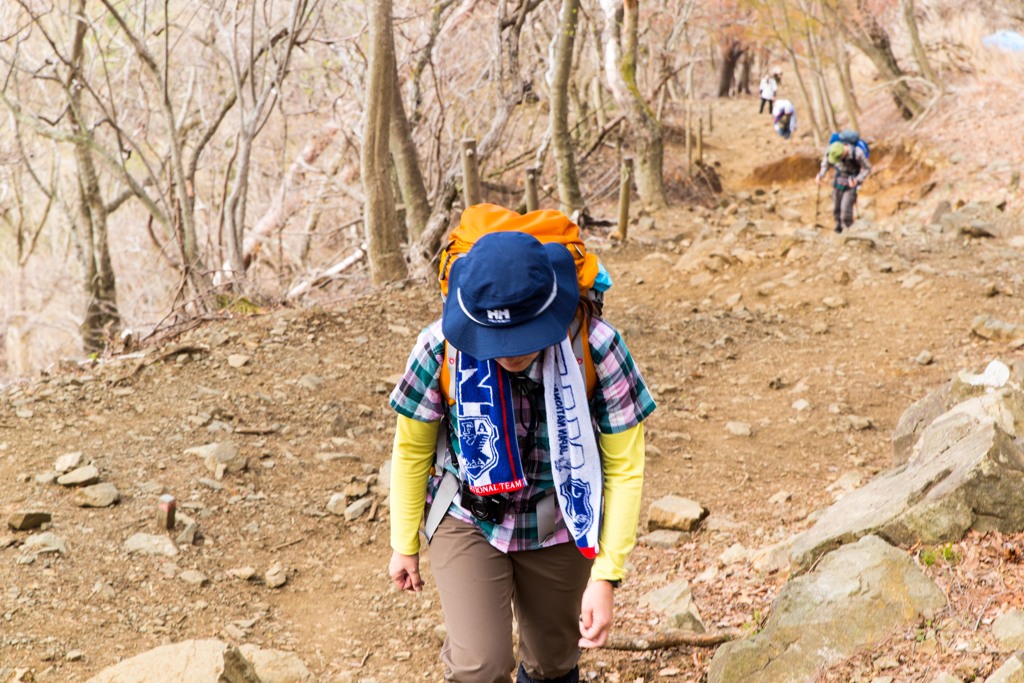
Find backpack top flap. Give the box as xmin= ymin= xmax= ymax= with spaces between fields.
xmin=438 ymin=203 xmax=599 ymax=298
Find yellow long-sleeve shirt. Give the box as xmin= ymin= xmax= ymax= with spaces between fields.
xmin=389 ymin=413 xmax=646 ymax=584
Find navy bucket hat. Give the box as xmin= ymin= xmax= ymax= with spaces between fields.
xmin=442 ymin=232 xmax=579 ymax=360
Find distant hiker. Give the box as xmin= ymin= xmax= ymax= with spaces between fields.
xmin=388 ymin=225 xmax=655 ymax=682
xmin=759 ymin=69 xmax=779 ymax=114
xmin=772 ymin=99 xmax=797 ymax=139
xmin=816 ymin=136 xmax=872 ymax=234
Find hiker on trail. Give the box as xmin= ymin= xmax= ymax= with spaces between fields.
xmin=772 ymin=99 xmax=797 ymax=139
xmin=388 ymin=229 xmax=655 ymax=683
xmin=759 ymin=69 xmax=780 ymax=114
xmin=816 ymin=139 xmax=872 ymax=234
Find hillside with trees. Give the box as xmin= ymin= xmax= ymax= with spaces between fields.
xmin=2 ymin=1 xmax=1024 ymax=681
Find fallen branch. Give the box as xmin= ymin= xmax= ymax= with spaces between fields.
xmin=603 ymin=627 xmax=743 ymax=651
xmin=286 ymin=247 xmax=366 ymax=299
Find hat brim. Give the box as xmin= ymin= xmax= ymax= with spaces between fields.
xmin=442 ymin=242 xmax=580 ymax=361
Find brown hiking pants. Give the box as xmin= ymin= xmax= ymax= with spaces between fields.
xmin=428 ymin=516 xmax=593 ymax=682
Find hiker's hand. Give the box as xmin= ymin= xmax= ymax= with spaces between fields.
xmin=849 ymin=178 xmax=858 ymax=188
xmin=815 ymin=175 xmax=822 ymax=186
xmin=389 ymin=551 xmax=424 ymax=592
xmin=579 ymin=580 xmax=615 ymax=648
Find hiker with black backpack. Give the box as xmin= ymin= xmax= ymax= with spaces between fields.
xmin=388 ymin=211 xmax=656 ymax=683
xmin=816 ymin=132 xmax=872 ymax=234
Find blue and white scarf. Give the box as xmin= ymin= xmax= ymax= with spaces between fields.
xmin=454 ymin=337 xmax=601 ymax=558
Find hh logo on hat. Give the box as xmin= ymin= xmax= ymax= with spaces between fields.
xmin=487 ymin=309 xmax=511 ymax=322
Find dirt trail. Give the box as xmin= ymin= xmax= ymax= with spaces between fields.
xmin=1 ymin=92 xmax=1023 ymax=683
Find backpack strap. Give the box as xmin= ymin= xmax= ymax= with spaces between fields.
xmin=424 ymin=469 xmax=459 ymax=542
xmin=569 ymin=314 xmax=597 ymax=396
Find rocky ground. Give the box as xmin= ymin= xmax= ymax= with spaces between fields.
xmin=2 ymin=76 xmax=1024 ymax=682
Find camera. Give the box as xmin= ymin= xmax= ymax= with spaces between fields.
xmin=460 ymin=485 xmax=509 ymax=525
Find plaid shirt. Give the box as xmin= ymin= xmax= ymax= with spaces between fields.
xmin=390 ymin=316 xmax=656 ymax=553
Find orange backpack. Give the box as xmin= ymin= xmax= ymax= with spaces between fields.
xmin=437 ymin=203 xmax=601 ymax=403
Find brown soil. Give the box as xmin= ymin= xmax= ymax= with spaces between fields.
xmin=2 ymin=86 xmax=1024 ymax=683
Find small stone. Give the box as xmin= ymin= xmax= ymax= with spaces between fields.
xmin=176 ymin=521 xmax=199 ymax=546
xmin=8 ymin=511 xmax=52 ymax=531
xmin=719 ymin=543 xmax=748 ymax=565
xmin=344 ymin=497 xmax=374 ymax=521
xmin=297 ymin=374 xmax=325 ymax=390
xmin=848 ymin=415 xmax=873 ymax=431
xmin=639 ymin=529 xmax=684 ymax=549
xmin=54 ymin=451 xmax=83 ymax=473
xmin=915 ymin=351 xmax=934 ymax=366
xmin=822 ymin=296 xmax=847 ymax=309
xmin=56 ymin=465 xmax=100 ymax=487
xmin=22 ymin=532 xmax=67 ymax=555
xmin=265 ymin=563 xmax=288 ymax=588
xmin=726 ymin=421 xmax=752 ymax=437
xmin=124 ymin=533 xmax=178 ymax=557
xmin=179 ymin=570 xmax=209 ymax=586
xmin=227 ymin=567 xmax=258 ymax=581
xmin=227 ymin=354 xmax=250 ymax=368
xmin=74 ymin=482 xmax=120 ymax=508
xmin=326 ymin=493 xmax=347 ymax=516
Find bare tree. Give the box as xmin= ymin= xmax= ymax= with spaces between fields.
xmin=825 ymin=0 xmax=923 ymax=119
xmin=550 ymin=0 xmax=585 ymax=214
xmin=217 ymin=0 xmax=317 ymax=288
xmin=598 ymin=0 xmax=668 ymax=210
xmin=900 ymin=0 xmax=937 ymax=85
xmin=716 ymin=39 xmax=745 ymax=97
xmin=363 ymin=0 xmax=407 ymax=284
xmin=408 ymin=0 xmax=544 ymax=276
xmin=390 ymin=71 xmax=431 ymax=241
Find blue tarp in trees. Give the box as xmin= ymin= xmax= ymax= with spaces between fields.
xmin=982 ymin=30 xmax=1024 ymax=53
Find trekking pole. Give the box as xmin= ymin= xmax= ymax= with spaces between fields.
xmin=814 ymin=182 xmax=821 ymax=227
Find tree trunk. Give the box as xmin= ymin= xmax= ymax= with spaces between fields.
xmin=804 ymin=18 xmax=838 ymax=132
xmin=901 ymin=0 xmax=937 ymax=85
xmin=737 ymin=49 xmax=752 ymax=95
xmin=591 ymin=76 xmax=607 ymax=130
xmin=551 ymin=0 xmax=585 ymax=215
xmin=829 ymin=1 xmax=924 ymax=120
xmin=362 ymin=0 xmax=408 ymax=285
xmin=716 ymin=39 xmax=743 ymax=97
xmin=599 ymin=0 xmax=668 ymax=211
xmin=223 ymin=136 xmax=253 ymax=282
xmin=68 ymin=0 xmax=121 ymax=353
xmin=779 ymin=1 xmax=822 ymax=146
xmin=389 ymin=67 xmax=431 ymax=241
xmin=832 ymin=33 xmax=860 ymax=131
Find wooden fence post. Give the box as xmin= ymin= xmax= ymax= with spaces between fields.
xmin=525 ymin=166 xmax=539 ymax=212
xmin=461 ymin=138 xmax=481 ymax=207
xmin=685 ymin=101 xmax=692 ymax=165
xmin=616 ymin=156 xmax=633 ymax=241
xmin=697 ymin=118 xmax=703 ymax=164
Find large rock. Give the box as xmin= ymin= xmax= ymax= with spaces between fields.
xmin=707 ymin=536 xmax=946 ymax=683
xmin=84 ymin=639 xmax=262 ymax=683
xmin=239 ymin=644 xmax=316 ymax=683
xmin=789 ymin=386 xmax=1024 ymax=570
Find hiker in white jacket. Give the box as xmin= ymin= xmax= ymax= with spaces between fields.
xmin=759 ymin=69 xmax=780 ymax=114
